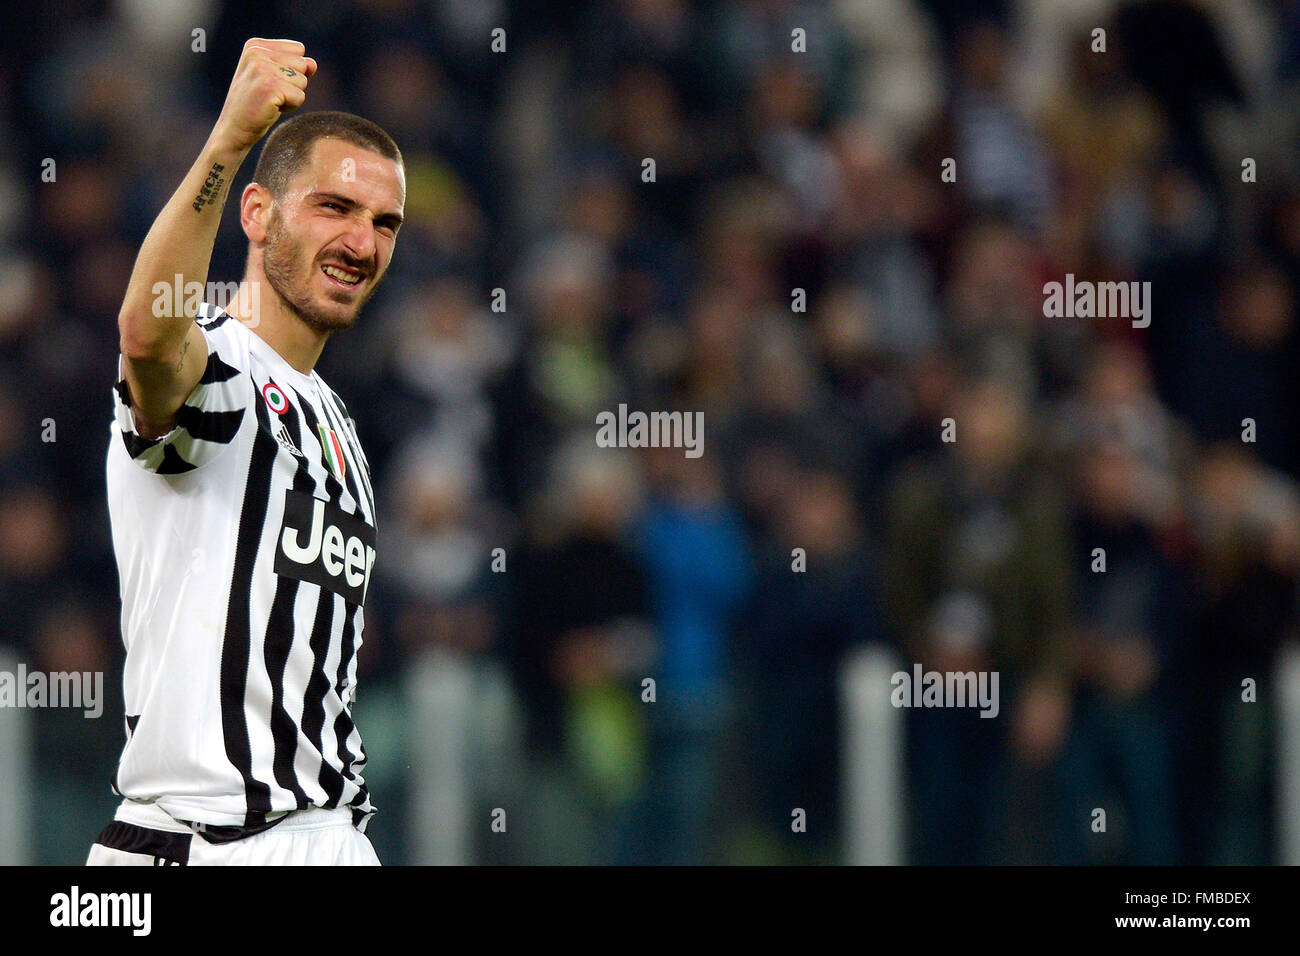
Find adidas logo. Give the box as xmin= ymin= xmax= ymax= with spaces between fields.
xmin=273 ymin=421 xmax=305 ymax=458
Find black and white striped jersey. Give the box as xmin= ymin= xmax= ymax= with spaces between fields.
xmin=106 ymin=302 xmax=378 ymax=831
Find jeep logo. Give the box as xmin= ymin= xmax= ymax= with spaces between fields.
xmin=275 ymin=490 xmax=377 ymax=606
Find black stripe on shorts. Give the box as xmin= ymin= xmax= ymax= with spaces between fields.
xmin=94 ymin=821 xmax=192 ymax=865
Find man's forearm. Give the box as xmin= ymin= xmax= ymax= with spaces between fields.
xmin=117 ymin=136 xmax=250 ymax=362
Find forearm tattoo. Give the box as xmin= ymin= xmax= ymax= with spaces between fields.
xmin=174 ymin=336 xmax=191 ymax=372
xmin=192 ymin=162 xmax=227 ymax=214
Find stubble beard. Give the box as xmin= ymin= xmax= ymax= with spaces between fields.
xmin=261 ymin=212 xmax=376 ymax=335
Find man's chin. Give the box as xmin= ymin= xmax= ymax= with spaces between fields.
xmin=296 ymin=302 xmax=361 ymax=334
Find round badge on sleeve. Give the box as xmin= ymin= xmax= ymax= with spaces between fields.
xmin=262 ymin=381 xmax=289 ymax=415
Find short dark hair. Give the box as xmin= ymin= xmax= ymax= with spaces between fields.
xmin=251 ymin=110 xmax=402 ymax=200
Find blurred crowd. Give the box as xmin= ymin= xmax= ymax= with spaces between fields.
xmin=3 ymin=0 xmax=1300 ymax=864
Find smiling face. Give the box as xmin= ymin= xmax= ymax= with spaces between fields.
xmin=256 ymin=137 xmax=405 ymax=333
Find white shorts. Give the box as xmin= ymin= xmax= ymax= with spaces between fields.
xmin=86 ymin=800 xmax=381 ymax=866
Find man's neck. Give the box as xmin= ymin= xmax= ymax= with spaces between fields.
xmin=226 ymin=279 xmax=329 ymax=374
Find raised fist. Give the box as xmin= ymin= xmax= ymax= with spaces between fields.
xmin=211 ymin=38 xmax=317 ymax=154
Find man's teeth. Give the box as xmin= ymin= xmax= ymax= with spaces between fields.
xmin=323 ymin=265 xmax=362 ymax=284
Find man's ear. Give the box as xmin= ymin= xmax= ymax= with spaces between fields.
xmin=241 ymin=183 xmax=274 ymax=243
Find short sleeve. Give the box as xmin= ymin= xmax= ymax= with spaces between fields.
xmin=113 ymin=306 xmax=252 ymax=475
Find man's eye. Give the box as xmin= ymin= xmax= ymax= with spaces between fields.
xmin=322 ymin=202 xmax=343 ymax=211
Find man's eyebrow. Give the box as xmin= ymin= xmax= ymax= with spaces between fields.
xmin=311 ymin=191 xmax=357 ymax=208
xmin=311 ymin=191 xmax=403 ymax=228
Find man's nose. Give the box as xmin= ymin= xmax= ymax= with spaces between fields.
xmin=339 ymin=221 xmax=377 ymax=264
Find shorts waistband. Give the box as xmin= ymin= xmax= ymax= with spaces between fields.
xmin=115 ymin=800 xmax=353 ymax=835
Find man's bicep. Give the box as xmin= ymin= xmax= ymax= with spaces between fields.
xmin=120 ymin=323 xmax=209 ymax=438
xmin=113 ymin=316 xmax=250 ymax=475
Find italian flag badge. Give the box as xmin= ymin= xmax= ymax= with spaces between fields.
xmin=318 ymin=424 xmax=347 ymax=482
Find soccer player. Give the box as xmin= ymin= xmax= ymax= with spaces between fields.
xmin=88 ymin=38 xmax=404 ymax=865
